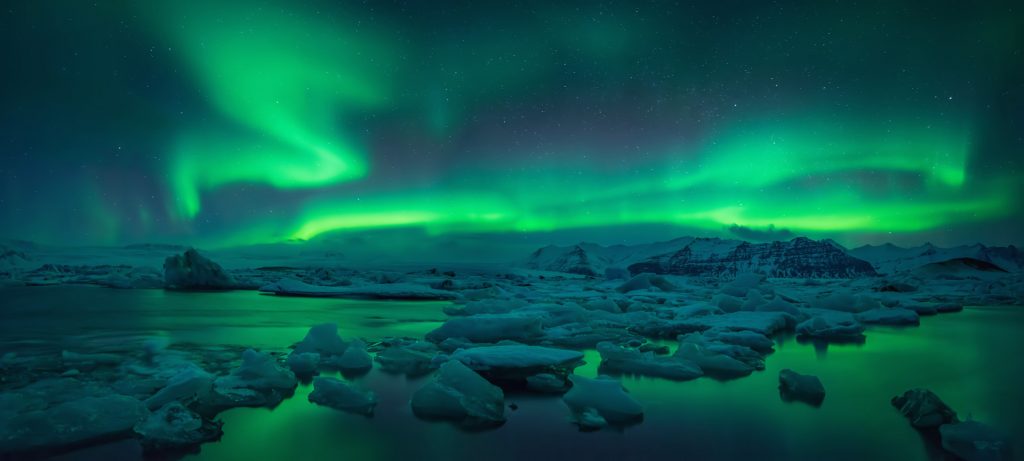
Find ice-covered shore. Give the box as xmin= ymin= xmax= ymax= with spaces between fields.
xmin=1 ymin=245 xmax=1021 ymax=458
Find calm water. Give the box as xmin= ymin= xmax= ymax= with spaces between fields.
xmin=1 ymin=286 xmax=1021 ymax=460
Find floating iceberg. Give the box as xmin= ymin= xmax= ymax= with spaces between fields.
xmin=375 ymin=341 xmax=440 ymax=377
xmin=134 ymin=402 xmax=223 ymax=452
xmin=796 ymin=311 xmax=865 ymax=340
xmin=426 ymin=314 xmax=544 ymax=343
xmin=163 ymin=248 xmax=235 ymax=290
xmin=891 ymin=388 xmax=958 ymax=428
xmin=562 ymin=375 xmax=643 ymax=429
xmin=308 ymin=377 xmax=377 ymax=416
xmin=940 ymin=420 xmax=1012 ymax=461
xmin=778 ymin=369 xmax=825 ymax=405
xmin=144 ymin=366 xmax=213 ymax=410
xmin=674 ymin=336 xmax=755 ymax=378
xmin=451 ymin=345 xmax=582 ymax=370
xmin=410 ymin=360 xmax=506 ymax=428
xmin=597 ymin=342 xmax=702 ymax=381
xmin=212 ymin=349 xmax=297 ymax=408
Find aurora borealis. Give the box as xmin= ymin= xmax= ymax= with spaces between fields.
xmin=1 ymin=1 xmax=1021 ymax=249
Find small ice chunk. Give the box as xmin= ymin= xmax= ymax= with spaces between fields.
xmin=293 ymin=323 xmax=348 ymax=357
xmin=939 ymin=421 xmax=1012 ymax=461
xmin=308 ymin=377 xmax=377 ymax=416
xmin=891 ymin=388 xmax=958 ymax=428
xmin=526 ymin=373 xmax=571 ymax=393
xmin=796 ymin=311 xmax=865 ymax=340
xmin=213 ymin=349 xmax=297 ymax=407
xmin=451 ymin=345 xmax=583 ymax=371
xmin=375 ymin=342 xmax=439 ymax=377
xmin=410 ymin=360 xmax=506 ymax=427
xmin=674 ymin=338 xmax=754 ymax=378
xmin=286 ymin=352 xmax=320 ymax=376
xmin=597 ymin=342 xmax=702 ymax=381
xmin=425 ymin=314 xmax=544 ymax=343
xmin=330 ymin=339 xmax=372 ymax=374
xmin=778 ymin=369 xmax=825 ymax=405
xmin=134 ymin=402 xmax=222 ymax=452
xmin=562 ymin=375 xmax=643 ymax=427
xmin=144 ymin=366 xmax=213 ymax=410
xmin=703 ymin=328 xmax=775 ymax=352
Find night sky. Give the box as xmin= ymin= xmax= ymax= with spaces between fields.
xmin=1 ymin=1 xmax=1022 ymax=249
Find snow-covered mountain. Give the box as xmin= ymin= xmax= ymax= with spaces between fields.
xmin=526 ymin=237 xmax=878 ymax=279
xmin=628 ymin=237 xmax=877 ymax=278
xmin=524 ymin=238 xmax=694 ymax=276
xmin=849 ymin=243 xmax=1024 ymax=274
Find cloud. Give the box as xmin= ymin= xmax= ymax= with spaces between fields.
xmin=726 ymin=224 xmax=795 ymax=242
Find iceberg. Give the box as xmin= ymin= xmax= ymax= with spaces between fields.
xmin=410 ymin=360 xmax=506 ymax=428
xmin=425 ymin=314 xmax=544 ymax=343
xmin=163 ymin=248 xmax=235 ymax=290
xmin=134 ymin=402 xmax=223 ymax=452
xmin=939 ymin=421 xmax=1012 ymax=461
xmin=597 ymin=342 xmax=702 ymax=381
xmin=212 ymin=349 xmax=297 ymax=408
xmin=375 ymin=341 xmax=440 ymax=377
xmin=562 ymin=375 xmax=643 ymax=429
xmin=778 ymin=369 xmax=825 ymax=405
xmin=891 ymin=388 xmax=958 ymax=428
xmin=308 ymin=377 xmax=377 ymax=416
xmin=796 ymin=311 xmax=865 ymax=340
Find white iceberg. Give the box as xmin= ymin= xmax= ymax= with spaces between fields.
xmin=410 ymin=360 xmax=506 ymax=427
xmin=308 ymin=377 xmax=377 ymax=416
xmin=796 ymin=311 xmax=865 ymax=340
xmin=778 ymin=369 xmax=825 ymax=405
xmin=144 ymin=366 xmax=213 ymax=410
xmin=163 ymin=248 xmax=235 ymax=290
xmin=213 ymin=349 xmax=297 ymax=407
xmin=425 ymin=314 xmax=544 ymax=343
xmin=562 ymin=375 xmax=643 ymax=429
xmin=597 ymin=342 xmax=702 ymax=381
xmin=891 ymin=388 xmax=958 ymax=428
xmin=134 ymin=402 xmax=222 ymax=452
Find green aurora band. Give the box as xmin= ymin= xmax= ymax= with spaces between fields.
xmin=131 ymin=1 xmax=1019 ymax=247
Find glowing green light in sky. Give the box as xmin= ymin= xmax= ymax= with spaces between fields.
xmin=149 ymin=1 xmax=395 ymax=218
xmin=132 ymin=2 xmax=1017 ymax=247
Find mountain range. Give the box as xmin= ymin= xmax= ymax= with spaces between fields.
xmin=526 ymin=237 xmax=1023 ymax=278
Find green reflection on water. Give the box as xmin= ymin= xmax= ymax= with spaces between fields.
xmin=187 ymin=306 xmax=1024 ymax=461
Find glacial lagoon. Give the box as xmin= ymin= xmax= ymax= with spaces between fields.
xmin=2 ymin=286 xmax=1020 ymax=461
